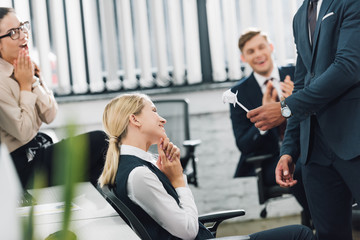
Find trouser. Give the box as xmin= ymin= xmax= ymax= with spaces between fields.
xmin=11 ymin=130 xmax=108 ymax=189
xmin=250 ymin=225 xmax=314 ymax=240
xmin=303 ymin=117 xmax=360 ymax=240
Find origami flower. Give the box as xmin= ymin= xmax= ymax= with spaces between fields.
xmin=222 ymin=89 xmax=249 ymax=112
xmin=222 ymin=89 xmax=266 ymax=135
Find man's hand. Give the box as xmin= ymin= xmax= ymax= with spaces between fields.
xmin=280 ymin=75 xmax=294 ymax=98
xmin=262 ymin=81 xmax=278 ymax=105
xmin=275 ymin=154 xmax=297 ymax=188
xmin=247 ymin=102 xmax=284 ymax=130
xmin=156 ymin=137 xmax=184 ymax=188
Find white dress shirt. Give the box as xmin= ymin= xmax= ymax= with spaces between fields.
xmin=254 ymin=64 xmax=281 ymax=97
xmin=121 ymin=144 xmax=199 ymax=240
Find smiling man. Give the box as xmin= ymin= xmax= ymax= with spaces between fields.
xmin=228 ymin=28 xmax=311 ymax=227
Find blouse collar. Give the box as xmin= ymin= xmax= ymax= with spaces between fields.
xmin=120 ymin=144 xmax=157 ymax=165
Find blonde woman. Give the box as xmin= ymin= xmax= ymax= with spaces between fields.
xmin=99 ymin=93 xmax=314 ymax=240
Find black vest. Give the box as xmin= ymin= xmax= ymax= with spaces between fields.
xmin=115 ymin=154 xmax=213 ymax=240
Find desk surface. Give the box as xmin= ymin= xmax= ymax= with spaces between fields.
xmin=21 ymin=182 xmax=140 ymax=240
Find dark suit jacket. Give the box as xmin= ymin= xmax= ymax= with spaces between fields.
xmin=230 ymin=66 xmax=295 ymax=177
xmin=281 ymin=0 xmax=360 ymax=163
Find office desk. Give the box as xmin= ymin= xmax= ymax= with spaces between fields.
xmin=20 ymin=182 xmax=140 ymax=240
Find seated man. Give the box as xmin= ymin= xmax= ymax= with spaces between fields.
xmin=98 ymin=93 xmax=314 ymax=240
xmin=229 ymin=29 xmax=311 ymax=225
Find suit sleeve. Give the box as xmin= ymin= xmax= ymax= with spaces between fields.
xmin=286 ymin=0 xmax=360 ymax=121
xmin=280 ymin=19 xmax=307 ymax=161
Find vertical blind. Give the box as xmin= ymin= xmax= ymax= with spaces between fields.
xmin=5 ymin=0 xmax=302 ymax=96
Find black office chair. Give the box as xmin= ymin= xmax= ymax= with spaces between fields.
xmin=245 ymin=154 xmax=292 ymax=218
xmin=149 ymin=99 xmax=201 ymax=187
xmin=97 ymin=185 xmax=250 ymax=240
xmin=246 ymin=154 xmax=315 ymax=229
xmin=353 ymin=202 xmax=360 ymax=231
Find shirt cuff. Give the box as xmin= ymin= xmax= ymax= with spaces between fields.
xmin=175 ymin=186 xmax=193 ymax=196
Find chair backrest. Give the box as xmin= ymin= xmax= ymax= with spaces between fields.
xmin=149 ymin=99 xmax=190 ymax=159
xmin=97 ymin=185 xmax=152 ymax=240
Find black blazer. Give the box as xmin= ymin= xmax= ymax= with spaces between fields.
xmin=230 ymin=66 xmax=295 ymax=177
xmin=281 ymin=0 xmax=360 ymax=163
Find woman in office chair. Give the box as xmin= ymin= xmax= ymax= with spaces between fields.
xmin=0 ymin=7 xmax=107 ymax=188
xmin=99 ymin=93 xmax=314 ymax=240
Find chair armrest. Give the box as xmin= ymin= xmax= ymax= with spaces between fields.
xmin=246 ymin=154 xmax=274 ymax=165
xmin=199 ymin=209 xmax=245 ymax=224
xmin=199 ymin=209 xmax=246 ymax=238
xmin=183 ymin=139 xmax=201 ymax=147
xmin=213 ymin=236 xmax=250 ymax=240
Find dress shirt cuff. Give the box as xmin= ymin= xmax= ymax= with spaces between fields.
xmin=175 ymin=186 xmax=193 ymax=196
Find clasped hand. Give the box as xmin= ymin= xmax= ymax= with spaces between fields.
xmin=13 ymin=48 xmax=34 ymax=91
xmin=156 ymin=137 xmax=184 ymax=188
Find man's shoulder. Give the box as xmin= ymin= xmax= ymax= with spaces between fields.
xmin=278 ymin=64 xmax=295 ymax=74
xmin=231 ymin=73 xmax=255 ymax=92
xmin=278 ymin=65 xmax=295 ymax=79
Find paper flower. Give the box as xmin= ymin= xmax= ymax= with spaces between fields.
xmin=222 ymin=89 xmax=249 ymax=112
xmin=222 ymin=89 xmax=267 ymax=135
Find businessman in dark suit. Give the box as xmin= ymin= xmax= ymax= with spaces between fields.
xmin=247 ymin=1 xmax=360 ymax=239
xmin=229 ymin=29 xmax=310 ymax=225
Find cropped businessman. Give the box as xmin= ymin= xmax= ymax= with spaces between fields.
xmin=247 ymin=1 xmax=360 ymax=239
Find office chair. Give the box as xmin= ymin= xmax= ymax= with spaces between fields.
xmin=97 ymin=185 xmax=250 ymax=240
xmin=353 ymin=202 xmax=360 ymax=231
xmin=149 ymin=99 xmax=201 ymax=187
xmin=246 ymin=154 xmax=316 ymax=229
xmin=245 ymin=154 xmax=291 ymax=218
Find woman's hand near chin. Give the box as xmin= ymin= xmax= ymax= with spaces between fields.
xmin=13 ymin=48 xmax=34 ymax=91
xmin=156 ymin=137 xmax=185 ymax=188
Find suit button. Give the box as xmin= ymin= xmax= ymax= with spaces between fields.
xmin=311 ymin=72 xmax=315 ymax=78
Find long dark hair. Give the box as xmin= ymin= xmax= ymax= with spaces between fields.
xmin=0 ymin=7 xmax=41 ymax=78
xmin=0 ymin=8 xmax=14 ymax=59
xmin=0 ymin=8 xmax=14 ymax=30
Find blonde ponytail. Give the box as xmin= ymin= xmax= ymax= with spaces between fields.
xmin=98 ymin=137 xmax=120 ymax=187
xmin=98 ymin=93 xmax=149 ymax=187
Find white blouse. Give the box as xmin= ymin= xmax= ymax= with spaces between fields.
xmin=120 ymin=144 xmax=199 ymax=240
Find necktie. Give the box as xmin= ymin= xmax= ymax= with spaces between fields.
xmin=308 ymin=0 xmax=319 ymax=45
xmin=263 ymin=77 xmax=274 ymax=87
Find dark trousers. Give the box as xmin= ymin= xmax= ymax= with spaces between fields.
xmin=303 ymin=117 xmax=360 ymax=240
xmin=250 ymin=225 xmax=314 ymax=240
xmin=11 ymin=130 xmax=108 ymax=189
